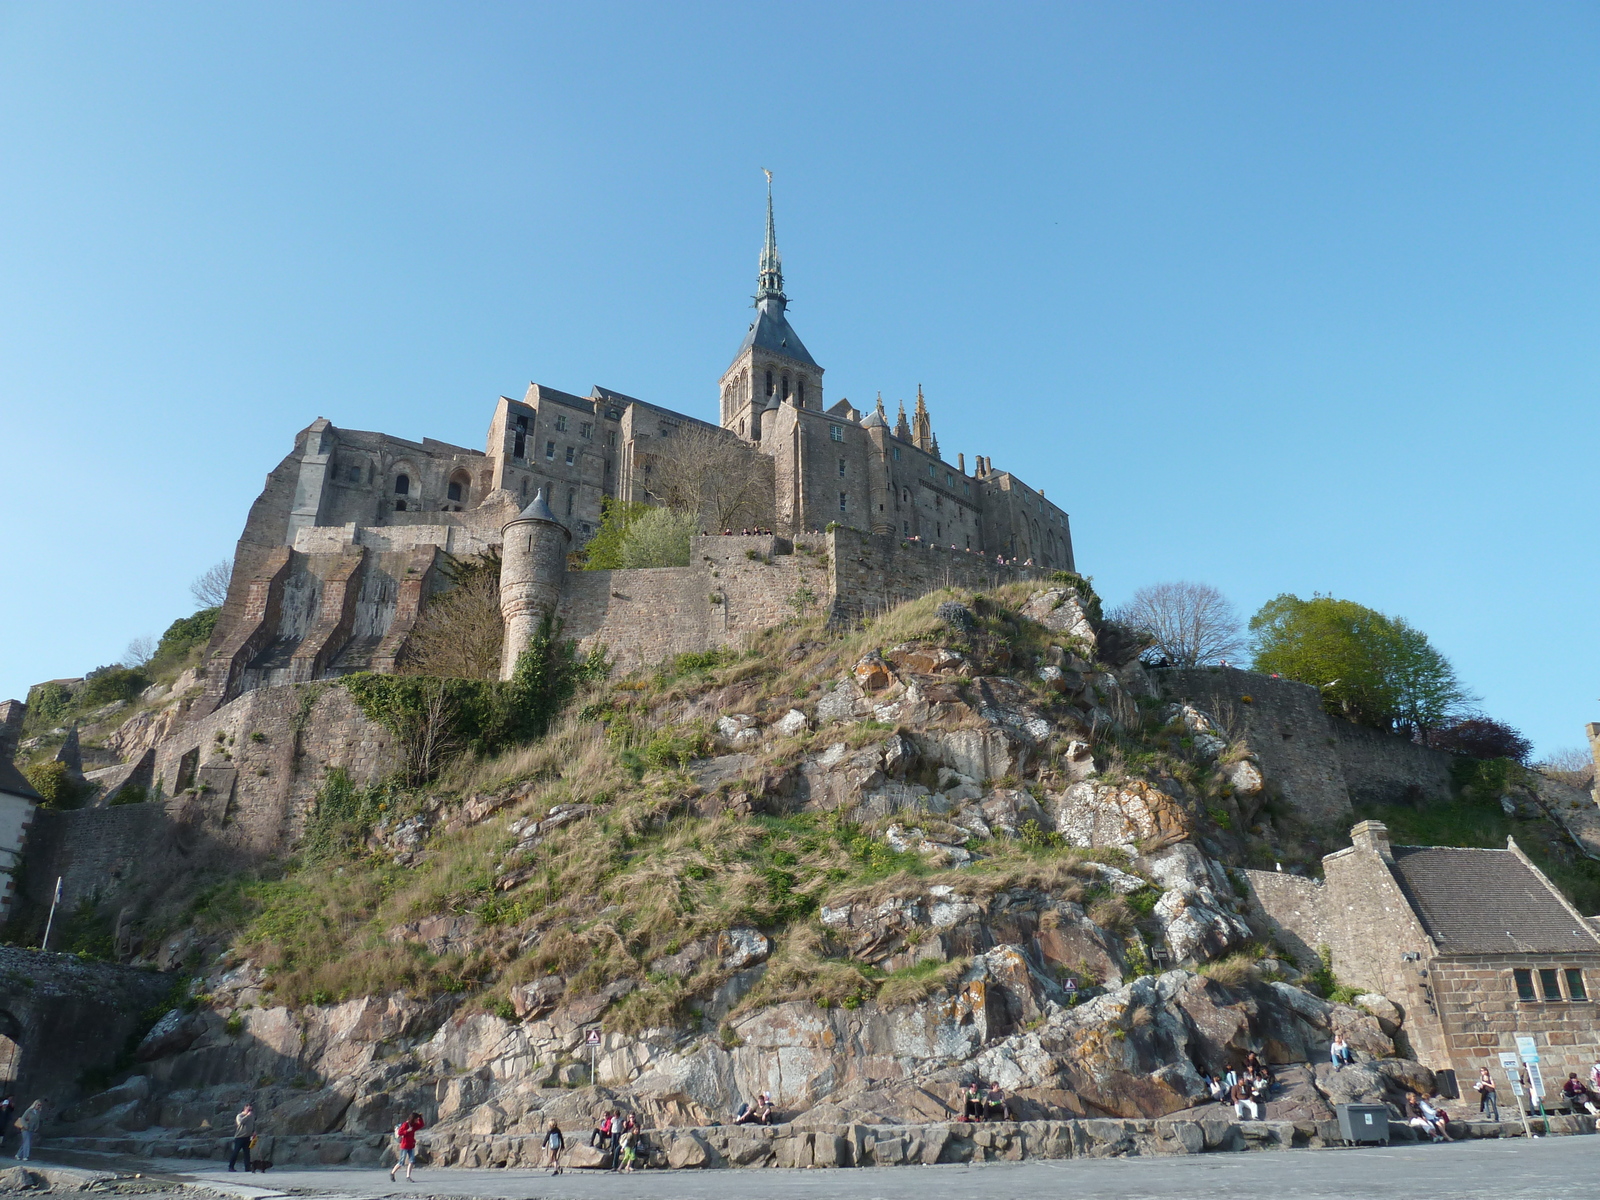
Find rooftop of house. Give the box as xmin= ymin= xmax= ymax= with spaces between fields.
xmin=1390 ymin=844 xmax=1600 ymax=956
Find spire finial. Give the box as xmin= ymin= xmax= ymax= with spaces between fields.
xmin=757 ymin=169 xmax=784 ymax=303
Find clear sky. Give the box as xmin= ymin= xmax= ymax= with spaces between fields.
xmin=1 ymin=2 xmax=1595 ymax=757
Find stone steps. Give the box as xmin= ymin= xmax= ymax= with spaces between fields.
xmin=46 ymin=1112 xmax=1596 ymax=1171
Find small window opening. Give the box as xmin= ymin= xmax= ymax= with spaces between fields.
xmin=782 ymin=374 xmax=790 ymax=400
xmin=555 ymin=415 xmax=568 ymax=432
xmin=766 ymin=370 xmax=774 ymax=396
xmin=447 ymin=481 xmax=463 ymax=502
xmin=546 ymin=441 xmax=556 ymax=460
xmin=565 ymin=446 xmax=575 ymax=465
xmin=838 ymin=457 xmax=846 ymax=477
xmin=798 ymin=379 xmax=806 ymax=406
xmin=394 ymin=499 xmax=407 ymax=512
xmin=394 ymin=474 xmax=410 ymax=495
xmin=566 ymin=488 xmax=576 ymax=517
xmin=892 ymin=446 xmax=901 ymax=461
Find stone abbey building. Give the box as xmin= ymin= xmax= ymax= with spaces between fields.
xmin=200 ymin=186 xmax=1071 ymax=706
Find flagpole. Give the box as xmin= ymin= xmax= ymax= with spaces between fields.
xmin=41 ymin=877 xmax=62 ymax=951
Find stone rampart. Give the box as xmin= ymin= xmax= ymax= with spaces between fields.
xmin=1333 ymin=722 xmax=1455 ymax=808
xmin=1240 ymin=869 xmax=1330 ymax=968
xmin=828 ymin=527 xmax=1049 ymax=621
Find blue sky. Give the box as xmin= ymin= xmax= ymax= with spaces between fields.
xmin=1 ymin=2 xmax=1596 ymax=757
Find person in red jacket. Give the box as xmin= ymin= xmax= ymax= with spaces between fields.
xmin=390 ymin=1112 xmax=425 ymax=1182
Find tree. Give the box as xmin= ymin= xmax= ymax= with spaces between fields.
xmin=1426 ymin=717 xmax=1533 ymax=764
xmin=582 ymin=498 xmax=651 ymax=570
xmin=646 ymin=424 xmax=770 ymax=532
xmin=400 ymin=552 xmax=504 ymax=680
xmin=618 ymin=507 xmax=697 ymax=568
xmin=1249 ymin=593 xmax=1471 ymax=734
xmin=190 ymin=559 xmax=233 ymax=608
xmin=1536 ymin=746 xmax=1594 ymax=787
xmin=1109 ymin=581 xmax=1245 ymax=668
xmin=122 ymin=635 xmax=157 ymax=668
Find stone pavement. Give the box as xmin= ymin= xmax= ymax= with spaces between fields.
xmin=28 ymin=1135 xmax=1600 ymax=1200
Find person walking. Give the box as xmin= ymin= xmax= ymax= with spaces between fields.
xmin=389 ymin=1112 xmax=425 ymax=1182
xmin=542 ymin=1120 xmax=564 ymax=1175
xmin=227 ymin=1103 xmax=256 ymax=1172
xmin=1474 ymin=1068 xmax=1500 ymax=1121
xmin=15 ymin=1100 xmax=43 ymax=1162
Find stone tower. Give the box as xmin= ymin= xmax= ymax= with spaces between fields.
xmin=498 ymin=488 xmax=571 ymax=680
xmin=719 ymin=172 xmax=824 ymax=443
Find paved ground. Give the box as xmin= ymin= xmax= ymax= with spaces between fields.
xmin=21 ymin=1136 xmax=1600 ymax=1200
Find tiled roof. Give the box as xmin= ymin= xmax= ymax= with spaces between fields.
xmin=1390 ymin=846 xmax=1600 ymax=955
xmin=0 ymin=758 xmax=41 ymax=803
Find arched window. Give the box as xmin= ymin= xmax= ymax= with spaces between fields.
xmin=447 ymin=470 xmax=470 ymax=505
xmin=798 ymin=379 xmax=806 ymax=407
xmin=394 ymin=474 xmax=410 ymax=496
xmin=782 ymin=374 xmax=789 ymax=401
xmin=766 ymin=369 xmax=774 ymax=396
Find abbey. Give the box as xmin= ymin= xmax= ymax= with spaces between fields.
xmin=199 ymin=185 xmax=1073 ymax=706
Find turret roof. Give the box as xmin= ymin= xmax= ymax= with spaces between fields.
xmin=517 ymin=487 xmax=558 ymax=523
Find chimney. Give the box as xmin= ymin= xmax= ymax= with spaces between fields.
xmin=1350 ymin=820 xmax=1393 ymax=864
xmin=957 ymin=452 xmax=965 ymax=475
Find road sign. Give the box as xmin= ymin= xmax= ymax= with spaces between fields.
xmin=1526 ymin=1062 xmax=1546 ymax=1099
xmin=1515 ymin=1034 xmax=1539 ymax=1063
xmin=586 ymin=1028 xmax=602 ymax=1046
xmin=1499 ymin=1052 xmax=1523 ymax=1095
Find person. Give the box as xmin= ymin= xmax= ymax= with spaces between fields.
xmin=1230 ymin=1077 xmax=1259 ymax=1121
xmin=983 ymin=1081 xmax=1008 ymax=1122
xmin=732 ymin=1101 xmax=756 ymax=1126
xmin=389 ymin=1112 xmax=424 ymax=1182
xmin=961 ymin=1081 xmax=984 ymax=1121
xmin=1474 ymin=1067 xmax=1500 ymax=1121
xmin=542 ymin=1120 xmax=564 ymax=1175
xmin=0 ymin=1096 xmax=12 ymax=1153
xmin=228 ymin=1103 xmax=256 ymax=1172
xmin=1406 ymin=1092 xmax=1445 ymax=1142
xmin=590 ymin=1110 xmax=613 ymax=1149
xmin=1562 ymin=1073 xmax=1599 ymax=1115
xmin=1202 ymin=1072 xmax=1225 ymax=1102
xmin=617 ymin=1128 xmax=636 ymax=1173
xmin=1244 ymin=1051 xmax=1266 ymax=1079
xmin=753 ymin=1093 xmax=774 ymax=1126
xmin=1330 ymin=1034 xmax=1354 ymax=1069
xmin=15 ymin=1100 xmax=43 ymax=1162
xmin=1589 ymin=1058 xmax=1600 ymax=1094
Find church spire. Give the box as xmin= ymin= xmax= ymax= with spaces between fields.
xmin=757 ymin=168 xmax=785 ymax=302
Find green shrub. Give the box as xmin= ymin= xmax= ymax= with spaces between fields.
xmin=110 ymin=785 xmax=149 ymax=806
xmin=23 ymin=761 xmax=82 ymax=809
xmin=25 ymin=682 xmax=72 ymax=730
xmin=79 ymin=666 xmax=151 ymax=708
xmin=147 ymin=608 xmax=220 ymax=678
xmin=581 ymin=498 xmax=651 ymax=570
xmin=618 ymin=507 xmax=697 ymax=569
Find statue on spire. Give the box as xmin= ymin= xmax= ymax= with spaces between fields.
xmin=757 ymin=169 xmax=784 ymax=303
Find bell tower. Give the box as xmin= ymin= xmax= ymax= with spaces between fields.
xmin=720 ymin=171 xmax=823 ymax=443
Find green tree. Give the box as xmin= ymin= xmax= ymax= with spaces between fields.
xmin=1249 ymin=594 xmax=1469 ymax=733
xmin=582 ymin=498 xmax=651 ymax=570
xmin=618 ymin=507 xmax=697 ymax=569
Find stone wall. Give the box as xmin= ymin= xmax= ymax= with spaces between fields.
xmin=1333 ymin=722 xmax=1456 ymax=808
xmin=828 ymin=527 xmax=1049 ymax=623
xmin=1239 ymin=869 xmax=1330 ymax=968
xmin=1431 ymin=954 xmax=1600 ymax=1092
xmin=0 ymin=946 xmax=173 ymax=1113
xmin=23 ymin=685 xmax=398 ymax=919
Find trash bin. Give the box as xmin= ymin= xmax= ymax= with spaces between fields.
xmin=1336 ymin=1103 xmax=1391 ymax=1145
xmin=1433 ymin=1068 xmax=1459 ymax=1100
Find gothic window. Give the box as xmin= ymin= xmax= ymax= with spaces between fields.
xmin=447 ymin=470 xmax=470 ymax=504
xmin=901 ymin=488 xmax=910 ymax=504
xmin=555 ymin=415 xmax=568 ymax=432
xmin=448 ymin=481 xmax=463 ymax=502
xmin=798 ymin=379 xmax=806 ymax=406
xmin=830 ymin=425 xmax=843 ymax=442
xmin=782 ymin=374 xmax=790 ymax=400
xmin=739 ymin=419 xmax=745 ymax=436
xmin=394 ymin=474 xmax=410 ymax=495
xmin=545 ymin=441 xmax=556 ymax=459
xmin=565 ymin=446 xmax=576 ymax=465
xmin=765 ymin=370 xmax=774 ymax=396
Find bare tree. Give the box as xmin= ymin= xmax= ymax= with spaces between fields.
xmin=122 ymin=635 xmax=157 ymax=668
xmin=1110 ymin=581 xmax=1246 ymax=669
xmin=399 ymin=553 xmax=504 ymax=679
xmin=646 ymin=424 xmax=771 ymax=531
xmin=1536 ymin=746 xmax=1595 ymax=788
xmin=190 ymin=559 xmax=233 ymax=609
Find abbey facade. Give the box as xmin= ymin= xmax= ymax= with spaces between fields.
xmin=199 ymin=187 xmax=1074 ymax=709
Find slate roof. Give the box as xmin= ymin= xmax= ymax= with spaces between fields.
xmin=0 ymin=758 xmax=41 ymax=803
xmin=732 ymin=297 xmax=817 ymax=370
xmin=1390 ymin=845 xmax=1600 ymax=955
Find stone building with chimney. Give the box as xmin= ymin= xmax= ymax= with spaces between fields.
xmin=1248 ymin=820 xmax=1600 ymax=1093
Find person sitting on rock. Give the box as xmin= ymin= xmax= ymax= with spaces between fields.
xmin=1562 ymin=1073 xmax=1600 ymax=1115
xmin=1230 ymin=1077 xmax=1259 ymax=1121
xmin=1406 ymin=1092 xmax=1446 ymax=1142
xmin=1201 ymin=1072 xmax=1225 ymax=1102
xmin=753 ymin=1093 xmax=776 ymax=1125
xmin=984 ymin=1081 xmax=1009 ymax=1121
xmin=1330 ymin=1034 xmax=1354 ymax=1069
xmin=961 ymin=1081 xmax=984 ymax=1121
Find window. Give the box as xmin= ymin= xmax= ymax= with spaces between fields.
xmin=580 ymin=422 xmax=592 ymax=439
xmin=447 ymin=481 xmax=463 ymax=502
xmin=946 ymin=473 xmax=953 ymax=486
xmin=1567 ymin=968 xmax=1588 ymax=1000
xmin=394 ymin=499 xmax=407 ymax=512
xmin=830 ymin=425 xmax=844 ymax=442
xmin=892 ymin=447 xmax=901 ymax=461
xmin=782 ymin=374 xmax=789 ymax=400
xmin=545 ymin=441 xmax=556 ymax=460
xmin=766 ymin=369 xmax=773 ymax=396
xmin=565 ymin=446 xmax=576 ymax=465
xmin=513 ymin=414 xmax=527 ymax=459
xmin=1514 ymin=969 xmax=1536 ymax=1000
xmin=521 ymin=478 xmax=528 ymax=498
xmin=566 ymin=488 xmax=575 ymax=517
xmin=838 ymin=457 xmax=846 ymax=477
xmin=555 ymin=415 xmax=568 ymax=432
xmin=798 ymin=379 xmax=806 ymax=406
xmin=928 ymin=465 xmax=936 ymax=478
xmin=964 ymin=482 xmax=971 ymax=496
xmin=607 ymin=407 xmax=622 ymax=420
xmin=936 ymin=523 xmax=941 ymax=538
xmin=839 ymin=491 xmax=847 ymax=512
xmin=606 ymin=431 xmax=617 ymax=448
xmin=394 ymin=474 xmax=410 ymax=495
xmin=1541 ymin=968 xmax=1563 ymax=1000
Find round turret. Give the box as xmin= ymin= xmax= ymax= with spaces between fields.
xmin=498 ymin=488 xmax=571 ymax=680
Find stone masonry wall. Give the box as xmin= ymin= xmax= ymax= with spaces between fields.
xmin=1162 ymin=669 xmax=1353 ymax=828
xmin=828 ymin=528 xmax=1048 ymax=622
xmin=1334 ymin=722 xmax=1456 ymax=808
xmin=1431 ymin=954 xmax=1600 ymax=1091
xmin=1240 ymin=869 xmax=1331 ymax=968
